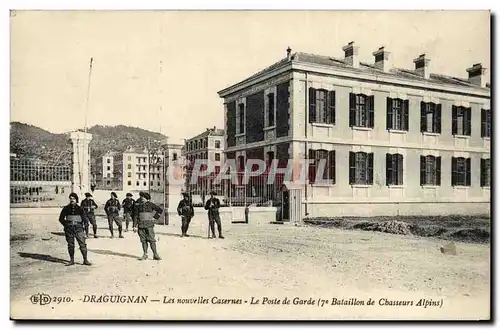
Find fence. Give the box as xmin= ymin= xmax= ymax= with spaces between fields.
xmin=10 ymin=158 xmax=72 ymax=208
xmin=184 ymin=169 xmax=287 ymax=207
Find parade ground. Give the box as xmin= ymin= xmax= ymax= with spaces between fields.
xmin=10 ymin=210 xmax=490 ymax=320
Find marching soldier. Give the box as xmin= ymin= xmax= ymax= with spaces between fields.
xmin=81 ymin=192 xmax=99 ymax=238
xmin=177 ymin=192 xmax=194 ymax=237
xmin=122 ymin=193 xmax=135 ymax=232
xmin=104 ymin=192 xmax=123 ymax=238
xmin=133 ymin=192 xmax=163 ymax=260
xmin=58 ymin=193 xmax=92 ymax=266
xmin=204 ymin=191 xmax=224 ymax=239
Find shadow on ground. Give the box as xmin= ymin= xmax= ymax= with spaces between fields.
xmin=50 ymin=232 xmax=66 ymax=237
xmin=155 ymin=232 xmax=206 ymax=239
xmin=88 ymin=249 xmax=138 ymax=259
xmin=18 ymin=252 xmax=67 ymax=264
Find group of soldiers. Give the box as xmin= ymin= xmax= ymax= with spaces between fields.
xmin=58 ymin=190 xmax=224 ymax=266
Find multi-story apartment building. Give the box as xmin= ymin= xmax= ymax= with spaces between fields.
xmin=218 ymin=42 xmax=491 ymax=218
xmin=94 ymin=148 xmax=165 ymax=192
xmin=184 ymin=127 xmax=225 ymax=195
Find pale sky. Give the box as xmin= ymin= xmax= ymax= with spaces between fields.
xmin=10 ymin=10 xmax=490 ymax=140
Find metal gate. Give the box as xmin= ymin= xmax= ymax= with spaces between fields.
xmin=10 ymin=157 xmax=72 ymax=208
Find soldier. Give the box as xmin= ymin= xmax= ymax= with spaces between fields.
xmin=133 ymin=192 xmax=163 ymax=260
xmin=81 ymin=192 xmax=99 ymax=238
xmin=177 ymin=192 xmax=194 ymax=237
xmin=104 ymin=192 xmax=123 ymax=238
xmin=204 ymin=191 xmax=224 ymax=239
xmin=58 ymin=193 xmax=92 ymax=266
xmin=122 ymin=193 xmax=135 ymax=232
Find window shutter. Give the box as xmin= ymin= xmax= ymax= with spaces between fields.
xmin=328 ymin=90 xmax=336 ymax=125
xmin=386 ymin=153 xmax=392 ymax=185
xmin=436 ymin=104 xmax=442 ymax=133
xmin=368 ymin=95 xmax=375 ymax=128
xmin=466 ymin=108 xmax=472 ymax=136
xmin=466 ymin=158 xmax=471 ymax=186
xmin=436 ymin=157 xmax=441 ymax=186
xmin=481 ymin=109 xmax=486 ymax=137
xmin=420 ymin=155 xmax=426 ymax=185
xmin=309 ymin=88 xmax=316 ymax=123
xmin=308 ymin=149 xmax=316 ymax=184
xmin=386 ymin=98 xmax=393 ymax=130
xmin=329 ymin=150 xmax=336 ymax=184
xmin=451 ymin=157 xmax=457 ymax=186
xmin=367 ymin=153 xmax=374 ymax=185
xmin=397 ymin=154 xmax=404 ymax=185
xmin=349 ymin=93 xmax=356 ymax=127
xmin=420 ymin=102 xmax=427 ymax=132
xmin=403 ymin=100 xmax=409 ymax=131
xmin=452 ymin=105 xmax=457 ymax=135
xmin=480 ymin=158 xmax=485 ymax=187
xmin=349 ymin=152 xmax=355 ymax=184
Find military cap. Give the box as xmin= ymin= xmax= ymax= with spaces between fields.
xmin=143 ymin=192 xmax=151 ymax=200
xmin=111 ymin=192 xmax=117 ymax=198
xmin=84 ymin=192 xmax=92 ymax=198
xmin=126 ymin=193 xmax=133 ymax=197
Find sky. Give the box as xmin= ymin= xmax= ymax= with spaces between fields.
xmin=10 ymin=10 xmax=490 ymax=140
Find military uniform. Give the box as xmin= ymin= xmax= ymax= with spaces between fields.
xmin=81 ymin=193 xmax=98 ymax=238
xmin=122 ymin=194 xmax=135 ymax=232
xmin=104 ymin=192 xmax=123 ymax=238
xmin=59 ymin=193 xmax=91 ymax=266
xmin=133 ymin=192 xmax=163 ymax=260
xmin=204 ymin=192 xmax=224 ymax=239
xmin=177 ymin=194 xmax=194 ymax=237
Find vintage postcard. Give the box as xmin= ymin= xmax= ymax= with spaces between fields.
xmin=9 ymin=10 xmax=491 ymax=320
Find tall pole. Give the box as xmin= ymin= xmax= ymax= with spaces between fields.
xmin=148 ymin=137 xmax=151 ymax=196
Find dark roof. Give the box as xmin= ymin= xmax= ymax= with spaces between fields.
xmin=224 ymin=52 xmax=490 ymax=93
xmin=188 ymin=128 xmax=224 ymax=141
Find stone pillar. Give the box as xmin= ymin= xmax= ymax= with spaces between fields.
xmin=69 ymin=131 xmax=93 ymax=198
xmin=162 ymin=137 xmax=185 ymax=225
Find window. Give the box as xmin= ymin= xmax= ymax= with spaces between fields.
xmin=107 ymin=173 xmax=110 ymax=178
xmin=215 ymin=166 xmax=221 ymax=174
xmin=238 ymin=103 xmax=245 ymax=134
xmin=127 ymin=172 xmax=131 ymax=178
xmin=267 ymin=93 xmax=275 ymax=126
xmin=387 ymin=98 xmax=409 ymax=131
xmin=136 ymin=181 xmax=139 ymax=186
xmin=308 ymin=149 xmax=336 ymax=184
xmin=106 ymin=180 xmax=111 ymax=185
xmin=127 ymin=164 xmax=131 ymax=169
xmin=481 ymin=158 xmax=491 ymax=187
xmin=128 ymin=181 xmax=132 ymax=186
xmin=143 ymin=182 xmax=147 ymax=186
xmin=452 ymin=106 xmax=471 ymax=136
xmin=386 ymin=154 xmax=404 ymax=185
xmin=151 ymin=181 xmax=154 ymax=186
xmin=107 ymin=166 xmax=111 ymax=171
xmin=481 ymin=109 xmax=491 ymax=138
xmin=195 ymin=141 xmax=198 ymax=150
xmin=215 ymin=140 xmax=221 ymax=149
xmin=127 ymin=156 xmax=131 ymax=161
xmin=309 ymin=88 xmax=335 ymax=124
xmin=420 ymin=102 xmax=442 ymax=133
xmin=158 ymin=182 xmax=161 ymax=186
xmin=107 ymin=159 xmax=111 ymax=164
xmin=349 ymin=94 xmax=374 ymax=128
xmin=452 ymin=157 xmax=471 ymax=186
xmin=215 ymin=153 xmax=221 ymax=161
xmin=173 ymin=153 xmax=178 ymax=161
xmin=420 ymin=155 xmax=441 ymax=185
xmin=237 ymin=156 xmax=245 ymax=171
xmin=349 ymin=152 xmax=373 ymax=185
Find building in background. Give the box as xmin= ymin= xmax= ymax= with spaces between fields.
xmin=218 ymin=42 xmax=490 ymax=218
xmin=184 ymin=127 xmax=225 ymax=196
xmin=94 ymin=151 xmax=121 ymax=190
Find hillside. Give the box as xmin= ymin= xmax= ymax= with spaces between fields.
xmin=10 ymin=122 xmax=167 ymax=166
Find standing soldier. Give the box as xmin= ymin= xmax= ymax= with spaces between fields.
xmin=177 ymin=192 xmax=194 ymax=237
xmin=133 ymin=192 xmax=163 ymax=260
xmin=81 ymin=192 xmax=99 ymax=238
xmin=122 ymin=193 xmax=135 ymax=232
xmin=204 ymin=191 xmax=224 ymax=239
xmin=58 ymin=193 xmax=92 ymax=266
xmin=104 ymin=192 xmax=123 ymax=238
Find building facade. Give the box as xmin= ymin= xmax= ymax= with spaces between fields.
xmin=218 ymin=42 xmax=491 ymax=218
xmin=95 ymin=151 xmax=122 ymax=190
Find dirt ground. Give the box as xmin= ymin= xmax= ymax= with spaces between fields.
xmin=10 ymin=210 xmax=490 ymax=320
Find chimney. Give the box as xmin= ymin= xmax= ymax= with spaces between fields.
xmin=413 ymin=54 xmax=431 ymax=79
xmin=466 ymin=63 xmax=487 ymax=87
xmin=372 ymin=46 xmax=391 ymax=72
xmin=342 ymin=41 xmax=359 ymax=68
xmin=286 ymin=46 xmax=292 ymax=61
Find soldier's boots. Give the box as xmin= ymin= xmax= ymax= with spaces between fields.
xmin=118 ymin=227 xmax=124 ymax=238
xmin=150 ymin=242 xmax=161 ymax=261
xmin=66 ymin=248 xmax=75 ymax=266
xmin=94 ymin=234 xmax=98 ymax=238
xmin=119 ymin=235 xmax=124 ymax=238
xmin=219 ymin=235 xmax=225 ymax=239
xmin=139 ymin=254 xmax=148 ymax=260
xmin=81 ymin=248 xmax=92 ymax=266
xmin=139 ymin=242 xmax=148 ymax=260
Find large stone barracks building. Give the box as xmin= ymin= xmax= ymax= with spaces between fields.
xmin=217 ymin=42 xmax=491 ymax=218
